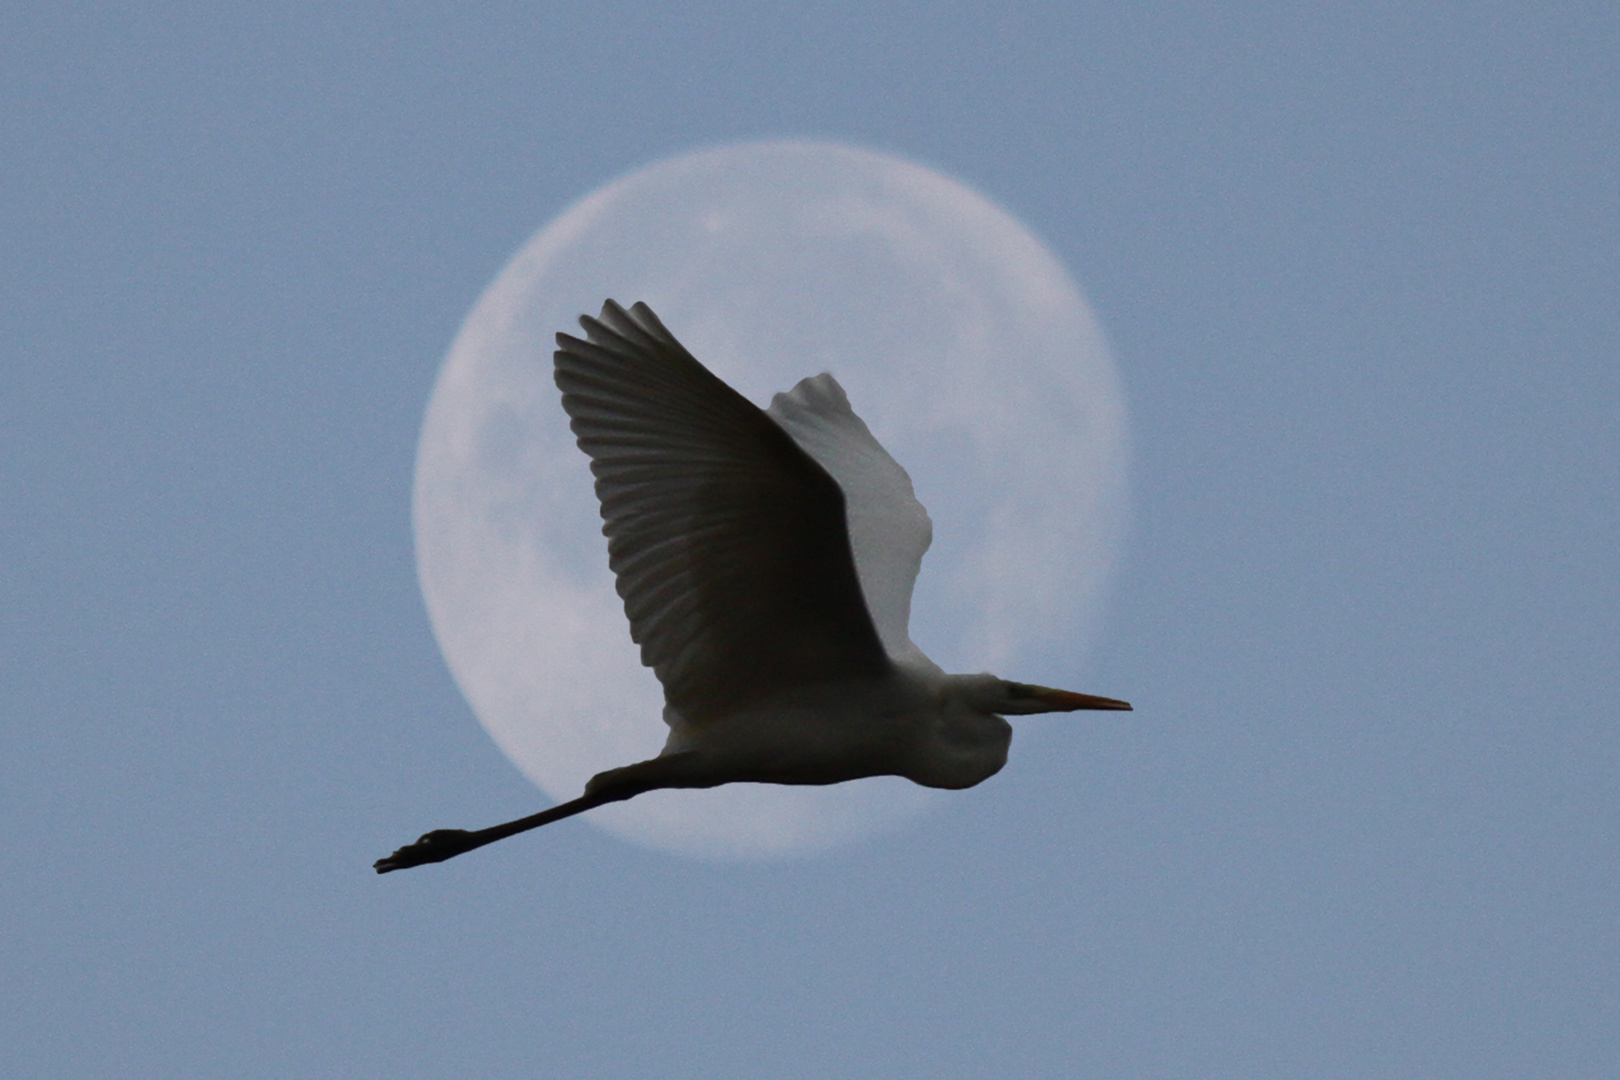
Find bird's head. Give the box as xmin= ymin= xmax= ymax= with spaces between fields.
xmin=905 ymin=674 xmax=1131 ymax=790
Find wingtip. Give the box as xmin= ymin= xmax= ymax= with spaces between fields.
xmin=579 ymin=298 xmax=675 ymax=355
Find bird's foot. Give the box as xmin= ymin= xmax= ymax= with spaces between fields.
xmin=374 ymin=828 xmax=478 ymax=874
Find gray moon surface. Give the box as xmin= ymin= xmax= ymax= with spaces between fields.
xmin=414 ymin=141 xmax=1128 ymax=858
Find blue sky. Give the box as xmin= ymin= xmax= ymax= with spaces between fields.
xmin=3 ymin=5 xmax=1616 ymax=1077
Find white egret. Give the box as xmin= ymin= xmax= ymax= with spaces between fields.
xmin=376 ymin=300 xmax=1129 ymax=873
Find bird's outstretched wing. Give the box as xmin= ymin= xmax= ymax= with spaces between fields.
xmin=767 ymin=374 xmax=936 ymax=671
xmin=554 ymin=301 xmax=891 ymax=721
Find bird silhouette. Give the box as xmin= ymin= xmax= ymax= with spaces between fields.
xmin=376 ymin=300 xmax=1129 ymax=873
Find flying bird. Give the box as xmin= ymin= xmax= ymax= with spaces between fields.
xmin=376 ymin=300 xmax=1129 ymax=873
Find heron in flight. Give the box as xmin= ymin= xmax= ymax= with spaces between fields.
xmin=376 ymin=300 xmax=1129 ymax=873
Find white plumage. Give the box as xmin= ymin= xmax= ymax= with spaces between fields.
xmin=377 ymin=300 xmax=1129 ymax=873
xmin=767 ymin=371 xmax=935 ymax=671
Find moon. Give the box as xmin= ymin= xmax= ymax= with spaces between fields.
xmin=414 ymin=140 xmax=1128 ymax=858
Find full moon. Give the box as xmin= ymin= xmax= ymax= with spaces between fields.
xmin=414 ymin=141 xmax=1128 ymax=858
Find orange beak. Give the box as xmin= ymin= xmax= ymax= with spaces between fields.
xmin=1034 ymin=687 xmax=1132 ymax=711
xmin=1008 ymin=683 xmax=1133 ymax=713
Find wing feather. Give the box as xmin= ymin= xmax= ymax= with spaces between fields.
xmin=554 ymin=300 xmax=891 ymax=720
xmin=767 ymin=374 xmax=936 ymax=671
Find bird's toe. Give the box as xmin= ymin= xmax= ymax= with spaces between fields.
xmin=373 ymin=828 xmax=476 ymax=874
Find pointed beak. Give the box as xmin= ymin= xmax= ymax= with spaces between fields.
xmin=1014 ymin=684 xmax=1133 ymax=713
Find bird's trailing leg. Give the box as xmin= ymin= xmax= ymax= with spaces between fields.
xmin=373 ymin=753 xmax=699 ymax=873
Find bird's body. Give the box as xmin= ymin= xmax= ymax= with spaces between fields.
xmin=595 ymin=667 xmax=1011 ymax=795
xmin=376 ymin=300 xmax=1129 ymax=873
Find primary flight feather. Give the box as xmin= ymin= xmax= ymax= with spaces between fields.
xmin=376 ymin=300 xmax=1129 ymax=873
